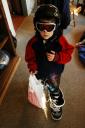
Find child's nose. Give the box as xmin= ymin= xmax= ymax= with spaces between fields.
xmin=43 ymin=29 xmax=48 ymax=32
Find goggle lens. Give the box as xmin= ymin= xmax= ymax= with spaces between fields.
xmin=36 ymin=22 xmax=56 ymax=32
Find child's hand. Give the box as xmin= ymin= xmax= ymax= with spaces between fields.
xmin=46 ymin=50 xmax=55 ymax=61
xmin=30 ymin=70 xmax=38 ymax=75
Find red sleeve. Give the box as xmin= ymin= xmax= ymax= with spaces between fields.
xmin=25 ymin=36 xmax=38 ymax=72
xmin=55 ymin=36 xmax=74 ymax=64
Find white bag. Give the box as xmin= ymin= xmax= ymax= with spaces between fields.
xmin=28 ymin=74 xmax=46 ymax=109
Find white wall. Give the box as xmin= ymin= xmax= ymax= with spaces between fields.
xmin=79 ymin=0 xmax=83 ymax=4
xmin=1 ymin=0 xmax=16 ymax=37
xmin=75 ymin=0 xmax=84 ymax=4
xmin=21 ymin=0 xmax=35 ymax=16
xmin=26 ymin=0 xmax=35 ymax=15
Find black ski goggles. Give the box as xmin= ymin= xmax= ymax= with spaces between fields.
xmin=36 ymin=22 xmax=56 ymax=32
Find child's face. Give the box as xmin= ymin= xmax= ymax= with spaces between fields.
xmin=40 ymin=29 xmax=54 ymax=40
xmin=36 ymin=20 xmax=56 ymax=40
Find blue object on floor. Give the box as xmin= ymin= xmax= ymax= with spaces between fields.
xmin=78 ymin=32 xmax=85 ymax=64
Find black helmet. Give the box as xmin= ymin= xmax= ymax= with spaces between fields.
xmin=33 ymin=4 xmax=61 ymax=29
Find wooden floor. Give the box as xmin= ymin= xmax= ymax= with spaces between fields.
xmin=12 ymin=15 xmax=25 ymax=31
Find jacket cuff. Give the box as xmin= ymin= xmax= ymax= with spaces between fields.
xmin=53 ymin=53 xmax=59 ymax=62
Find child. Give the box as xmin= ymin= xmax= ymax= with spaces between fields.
xmin=25 ymin=4 xmax=74 ymax=120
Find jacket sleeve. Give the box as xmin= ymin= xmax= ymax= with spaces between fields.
xmin=25 ymin=37 xmax=38 ymax=72
xmin=54 ymin=36 xmax=74 ymax=64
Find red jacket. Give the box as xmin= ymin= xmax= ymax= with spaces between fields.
xmin=25 ymin=35 xmax=74 ymax=74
